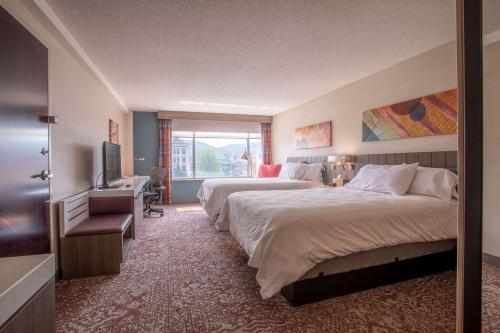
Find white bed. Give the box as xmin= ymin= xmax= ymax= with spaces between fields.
xmin=215 ymin=187 xmax=457 ymax=299
xmin=197 ymin=177 xmax=325 ymax=223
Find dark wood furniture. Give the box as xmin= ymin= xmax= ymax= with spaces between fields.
xmin=282 ymin=151 xmax=458 ymax=306
xmin=88 ymin=176 xmax=148 ymax=227
xmin=0 ymin=279 xmax=55 ymax=333
xmin=59 ymin=191 xmax=135 ymax=278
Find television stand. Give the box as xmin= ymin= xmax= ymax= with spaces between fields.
xmin=90 ymin=176 xmax=149 ymax=227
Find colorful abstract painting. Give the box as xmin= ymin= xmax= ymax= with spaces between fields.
xmin=295 ymin=121 xmax=332 ymax=149
xmin=362 ymin=89 xmax=457 ymax=142
xmin=109 ymin=119 xmax=119 ymax=144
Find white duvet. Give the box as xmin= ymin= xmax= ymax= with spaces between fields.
xmin=197 ymin=177 xmax=324 ymax=222
xmin=215 ymin=187 xmax=457 ymax=299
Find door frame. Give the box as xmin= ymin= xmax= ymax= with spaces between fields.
xmin=456 ymin=0 xmax=483 ymax=332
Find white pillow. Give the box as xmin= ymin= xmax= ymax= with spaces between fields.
xmin=278 ymin=162 xmax=292 ymax=179
xmin=278 ymin=163 xmax=308 ymax=180
xmin=346 ymin=163 xmax=418 ymax=196
xmin=407 ymin=167 xmax=458 ymax=202
xmin=302 ymin=163 xmax=323 ymax=182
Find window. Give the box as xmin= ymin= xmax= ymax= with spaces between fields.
xmin=172 ymin=134 xmax=193 ymax=178
xmin=172 ymin=131 xmax=262 ymax=179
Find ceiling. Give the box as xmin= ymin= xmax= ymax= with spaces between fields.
xmin=43 ymin=0 xmax=500 ymax=115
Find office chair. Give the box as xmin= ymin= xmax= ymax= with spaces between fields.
xmin=143 ymin=167 xmax=168 ymax=217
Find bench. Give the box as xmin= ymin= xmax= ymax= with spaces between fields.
xmin=59 ymin=191 xmax=135 ymax=279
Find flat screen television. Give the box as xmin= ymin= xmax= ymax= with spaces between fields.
xmin=102 ymin=142 xmax=122 ymax=187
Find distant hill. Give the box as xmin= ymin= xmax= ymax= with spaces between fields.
xmin=173 ymin=138 xmax=260 ymax=159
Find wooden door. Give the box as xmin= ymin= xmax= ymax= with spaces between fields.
xmin=0 ymin=6 xmax=50 ymax=257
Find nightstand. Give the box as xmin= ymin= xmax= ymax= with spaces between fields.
xmin=329 ymin=178 xmax=345 ymax=187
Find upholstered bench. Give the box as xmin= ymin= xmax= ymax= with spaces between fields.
xmin=65 ymin=214 xmax=132 ymax=237
xmin=59 ymin=192 xmax=135 ymax=279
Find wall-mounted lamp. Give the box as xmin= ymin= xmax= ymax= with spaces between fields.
xmin=327 ymin=155 xmax=354 ymax=170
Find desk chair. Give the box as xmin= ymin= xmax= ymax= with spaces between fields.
xmin=143 ymin=167 xmax=167 ymax=217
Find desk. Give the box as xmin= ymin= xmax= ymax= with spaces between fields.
xmin=89 ymin=176 xmax=149 ymax=228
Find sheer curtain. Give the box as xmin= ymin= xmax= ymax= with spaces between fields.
xmin=159 ymin=119 xmax=172 ymax=204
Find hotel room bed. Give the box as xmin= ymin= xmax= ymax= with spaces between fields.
xmin=197 ymin=177 xmax=325 ymax=223
xmin=215 ymin=187 xmax=457 ymax=300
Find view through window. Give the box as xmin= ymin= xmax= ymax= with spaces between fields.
xmin=172 ymin=131 xmax=262 ymax=179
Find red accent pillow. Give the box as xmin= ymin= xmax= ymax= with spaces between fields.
xmin=258 ymin=164 xmax=282 ymax=178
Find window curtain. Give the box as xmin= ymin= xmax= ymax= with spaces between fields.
xmin=261 ymin=123 xmax=272 ymax=165
xmin=159 ymin=119 xmax=172 ymax=204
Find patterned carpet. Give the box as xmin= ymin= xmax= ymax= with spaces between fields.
xmin=56 ymin=205 xmax=500 ymax=333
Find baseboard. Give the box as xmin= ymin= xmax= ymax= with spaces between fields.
xmin=483 ymin=252 xmax=500 ymax=267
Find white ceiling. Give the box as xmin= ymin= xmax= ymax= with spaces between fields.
xmin=43 ymin=0 xmax=500 ymax=115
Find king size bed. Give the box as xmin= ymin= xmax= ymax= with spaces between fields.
xmin=214 ymin=151 xmax=459 ymax=305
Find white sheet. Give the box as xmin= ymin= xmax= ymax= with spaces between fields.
xmin=215 ymin=187 xmax=457 ymax=299
xmin=197 ymin=177 xmax=324 ymax=222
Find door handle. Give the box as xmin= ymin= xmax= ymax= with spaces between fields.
xmin=31 ymin=170 xmax=53 ymax=181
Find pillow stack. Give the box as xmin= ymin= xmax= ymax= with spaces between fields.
xmin=302 ymin=163 xmax=323 ymax=182
xmin=279 ymin=163 xmax=307 ymax=180
xmin=346 ymin=163 xmax=458 ymax=202
xmin=346 ymin=163 xmax=418 ymax=196
xmin=278 ymin=162 xmax=323 ymax=182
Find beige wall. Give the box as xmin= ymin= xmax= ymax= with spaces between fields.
xmin=272 ymin=42 xmax=458 ymax=163
xmin=0 ymin=1 xmax=133 ymax=254
xmin=483 ymin=41 xmax=500 ymax=258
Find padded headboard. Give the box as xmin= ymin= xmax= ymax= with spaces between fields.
xmin=287 ymin=151 xmax=458 ymax=182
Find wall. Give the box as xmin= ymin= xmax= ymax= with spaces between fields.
xmin=272 ymin=42 xmax=458 ymax=163
xmin=133 ymin=112 xmax=159 ymax=175
xmin=483 ymin=40 xmax=500 ymax=259
xmin=0 ymin=1 xmax=133 ymax=255
xmin=172 ymin=180 xmax=204 ymax=203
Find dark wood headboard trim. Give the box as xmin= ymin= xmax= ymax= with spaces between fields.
xmin=287 ymin=151 xmax=457 ymax=181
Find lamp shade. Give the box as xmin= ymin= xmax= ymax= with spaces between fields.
xmin=327 ymin=155 xmax=337 ymax=163
xmin=240 ymin=150 xmax=249 ymax=161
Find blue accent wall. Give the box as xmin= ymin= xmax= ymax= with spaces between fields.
xmin=133 ymin=111 xmax=201 ymax=203
xmin=172 ymin=180 xmax=203 ymax=203
xmin=133 ymin=111 xmax=159 ymax=176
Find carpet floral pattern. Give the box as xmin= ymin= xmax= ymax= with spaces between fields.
xmin=56 ymin=206 xmax=499 ymax=332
